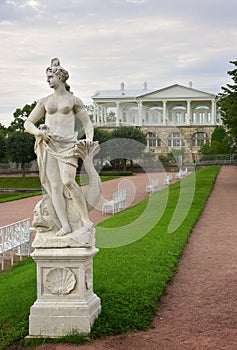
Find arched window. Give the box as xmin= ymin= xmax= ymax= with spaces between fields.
xmin=192 ymin=132 xmax=209 ymax=147
xmin=168 ymin=132 xmax=185 ymax=148
xmin=124 ymin=105 xmax=138 ymax=125
xmin=146 ymin=106 xmax=163 ymax=124
xmin=169 ymin=105 xmax=187 ymax=124
xmin=192 ymin=104 xmax=211 ymax=124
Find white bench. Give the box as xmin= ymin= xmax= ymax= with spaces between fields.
xmin=163 ymin=174 xmax=173 ymax=185
xmin=102 ymin=189 xmax=127 ymax=215
xmin=0 ymin=218 xmax=34 ymax=271
xmin=146 ymin=178 xmax=158 ymax=193
xmin=176 ymin=168 xmax=188 ymax=179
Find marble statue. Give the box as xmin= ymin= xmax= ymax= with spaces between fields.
xmin=24 ymin=58 xmax=101 ymax=247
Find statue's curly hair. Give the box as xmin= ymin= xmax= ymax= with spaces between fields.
xmin=46 ymin=58 xmax=71 ymax=92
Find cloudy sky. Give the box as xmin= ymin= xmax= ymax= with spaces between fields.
xmin=0 ymin=0 xmax=236 ymax=126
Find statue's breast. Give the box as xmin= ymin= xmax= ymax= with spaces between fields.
xmin=45 ymin=95 xmax=74 ymax=115
xmin=60 ymin=105 xmax=71 ymax=114
xmin=45 ymin=101 xmax=57 ymax=114
xmin=58 ymin=96 xmax=74 ymax=114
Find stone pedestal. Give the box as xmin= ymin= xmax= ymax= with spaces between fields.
xmin=29 ymin=246 xmax=101 ymax=337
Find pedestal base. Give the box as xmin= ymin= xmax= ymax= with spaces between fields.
xmin=29 ymin=247 xmax=101 ymax=337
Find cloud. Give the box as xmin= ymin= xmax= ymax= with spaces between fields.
xmin=0 ymin=0 xmax=236 ymax=125
xmin=125 ymin=0 xmax=146 ymax=4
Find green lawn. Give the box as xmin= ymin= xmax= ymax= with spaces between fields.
xmin=0 ymin=175 xmax=121 ymax=203
xmin=0 ymin=166 xmax=220 ymax=349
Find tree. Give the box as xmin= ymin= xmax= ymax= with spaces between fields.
xmin=93 ymin=127 xmax=112 ymax=144
xmin=110 ymin=126 xmax=146 ymax=170
xmin=6 ymin=131 xmax=36 ymax=176
xmin=111 ymin=126 xmax=146 ymax=144
xmin=0 ymin=123 xmax=7 ymax=135
xmin=0 ymin=132 xmax=7 ymax=161
xmin=211 ymin=126 xmax=227 ymax=143
xmin=218 ymin=61 xmax=237 ymax=141
xmin=8 ymin=101 xmax=38 ymax=132
xmin=90 ymin=128 xmax=112 ymax=167
xmin=199 ymin=126 xmax=234 ymax=156
xmin=107 ymin=110 xmax=116 ymax=123
xmin=85 ymin=104 xmax=94 ymax=121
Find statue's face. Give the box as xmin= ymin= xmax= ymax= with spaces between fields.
xmin=47 ymin=72 xmax=60 ymax=89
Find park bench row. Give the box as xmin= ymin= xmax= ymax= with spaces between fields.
xmin=146 ymin=174 xmax=173 ymax=192
xmin=102 ymin=189 xmax=127 ymax=215
xmin=0 ymin=218 xmax=34 ymax=270
xmin=146 ymin=169 xmax=190 ymax=193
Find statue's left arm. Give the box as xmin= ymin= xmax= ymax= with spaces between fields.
xmin=74 ymin=97 xmax=94 ymax=141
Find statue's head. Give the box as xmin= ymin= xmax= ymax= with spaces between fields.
xmin=46 ymin=58 xmax=70 ymax=91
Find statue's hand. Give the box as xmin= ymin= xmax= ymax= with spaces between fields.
xmin=37 ymin=124 xmax=51 ymax=143
xmin=37 ymin=131 xmax=51 ymax=143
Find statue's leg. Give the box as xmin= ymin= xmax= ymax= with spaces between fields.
xmin=59 ymin=162 xmax=92 ymax=228
xmin=46 ymin=155 xmax=71 ymax=235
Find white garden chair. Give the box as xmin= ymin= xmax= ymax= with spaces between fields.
xmin=102 ymin=189 xmax=127 ymax=215
xmin=163 ymin=174 xmax=173 ymax=185
xmin=146 ymin=178 xmax=158 ymax=193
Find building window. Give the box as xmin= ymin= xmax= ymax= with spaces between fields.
xmin=176 ymin=112 xmax=181 ymax=123
xmin=169 ymin=105 xmax=186 ymax=125
xmin=199 ymin=112 xmax=205 ymax=124
xmin=168 ymin=132 xmax=185 ymax=148
xmin=192 ymin=132 xmax=209 ymax=147
xmin=151 ymin=110 xmax=158 ymax=124
xmin=149 ymin=138 xmax=156 ymax=147
xmin=124 ymin=105 xmax=138 ymax=125
xmin=193 ymin=104 xmax=211 ymax=124
xmin=146 ymin=106 xmax=163 ymax=124
xmin=184 ymin=112 xmax=188 ymax=124
xmin=147 ymin=132 xmax=161 ymax=148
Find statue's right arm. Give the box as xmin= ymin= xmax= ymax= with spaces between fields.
xmin=24 ymin=99 xmax=47 ymax=138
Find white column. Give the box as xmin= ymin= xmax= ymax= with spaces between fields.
xmin=96 ymin=105 xmax=100 ymax=125
xmin=116 ymin=102 xmax=120 ymax=126
xmin=102 ymin=106 xmax=105 ymax=125
xmin=104 ymin=106 xmax=108 ymax=125
xmin=211 ymin=99 xmax=215 ymax=124
xmin=162 ymin=100 xmax=167 ymax=125
xmin=95 ymin=104 xmax=99 ymax=125
xmin=93 ymin=103 xmax=97 ymax=124
xmin=137 ymin=101 xmax=143 ymax=126
xmin=187 ymin=100 xmax=191 ymax=125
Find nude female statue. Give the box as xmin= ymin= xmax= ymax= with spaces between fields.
xmin=24 ymin=58 xmax=100 ymax=239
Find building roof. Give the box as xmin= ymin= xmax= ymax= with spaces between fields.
xmin=92 ymin=88 xmax=156 ymax=99
xmin=92 ymin=83 xmax=216 ymax=100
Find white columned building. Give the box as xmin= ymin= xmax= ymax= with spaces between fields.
xmin=91 ymin=83 xmax=220 ymax=156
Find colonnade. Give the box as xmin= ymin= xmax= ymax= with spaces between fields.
xmin=93 ymin=98 xmax=217 ymax=126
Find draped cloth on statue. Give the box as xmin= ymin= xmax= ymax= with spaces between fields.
xmin=32 ymin=129 xmax=99 ymax=248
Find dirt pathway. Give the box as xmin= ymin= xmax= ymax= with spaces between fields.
xmin=0 ymin=172 xmax=168 ymax=227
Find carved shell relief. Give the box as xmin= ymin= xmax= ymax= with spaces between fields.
xmin=45 ymin=267 xmax=76 ymax=295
